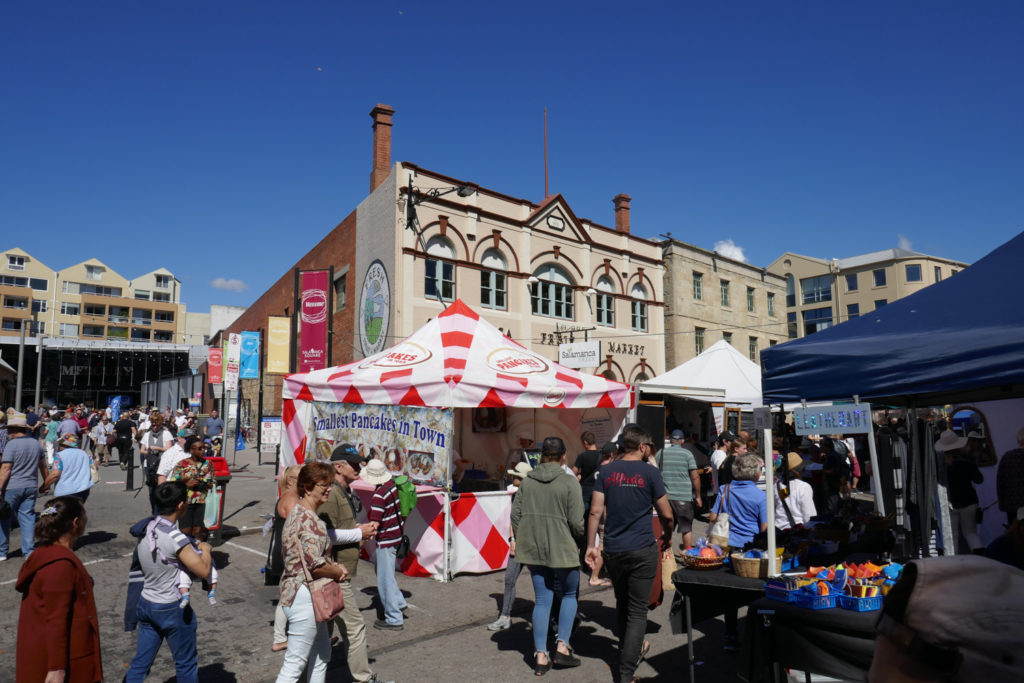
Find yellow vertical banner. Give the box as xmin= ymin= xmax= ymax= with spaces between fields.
xmin=266 ymin=316 xmax=291 ymax=374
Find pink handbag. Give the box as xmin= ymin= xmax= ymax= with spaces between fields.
xmin=298 ymin=543 xmax=345 ymax=622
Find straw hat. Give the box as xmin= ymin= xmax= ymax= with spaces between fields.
xmin=934 ymin=429 xmax=968 ymax=452
xmin=782 ymin=452 xmax=805 ymax=472
xmin=359 ymin=458 xmax=393 ymax=486
xmin=507 ymin=462 xmax=533 ymax=479
xmin=6 ymin=413 xmax=28 ymax=430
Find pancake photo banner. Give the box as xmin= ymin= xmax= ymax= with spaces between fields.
xmin=306 ymin=402 xmax=453 ymax=488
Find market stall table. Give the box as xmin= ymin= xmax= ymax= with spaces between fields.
xmin=670 ymin=566 xmax=766 ymax=683
xmin=741 ymin=596 xmax=878 ymax=683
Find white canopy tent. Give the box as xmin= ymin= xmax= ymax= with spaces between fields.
xmin=639 ymin=339 xmax=763 ymax=407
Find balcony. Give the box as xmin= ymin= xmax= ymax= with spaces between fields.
xmin=131 ymin=317 xmax=153 ymax=326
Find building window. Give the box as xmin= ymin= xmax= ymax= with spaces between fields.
xmin=845 ymin=273 xmax=858 ymax=292
xmin=131 ymin=328 xmax=150 ymax=342
xmin=785 ymin=274 xmax=796 ymax=307
xmin=62 ymin=281 xmax=79 ymax=295
xmin=934 ymin=266 xmax=942 ymax=282
xmin=7 ymin=255 xmax=25 ymax=271
xmin=802 ymin=307 xmax=833 ymax=335
xmin=61 ymin=302 xmax=79 ymax=316
xmin=424 ymin=236 xmax=456 ymax=302
xmin=31 ymin=300 xmax=47 ymax=313
xmin=2 ymin=318 xmax=22 ymax=331
xmin=951 ymin=269 xmax=959 ymax=276
xmin=59 ymin=323 xmax=78 ymax=337
xmin=695 ymin=327 xmax=705 ymax=355
xmin=530 ymin=264 xmax=574 ymax=320
xmin=748 ymin=337 xmax=758 ymax=361
xmin=3 ymin=296 xmax=28 ymax=309
xmin=86 ymin=265 xmax=103 ymax=281
xmin=108 ymin=306 xmax=129 ymax=324
xmin=154 ymin=311 xmax=174 ymax=323
xmin=153 ymin=330 xmax=173 ymax=342
xmin=135 ymin=290 xmax=150 ymax=300
xmin=800 ymin=275 xmax=832 ymax=304
xmin=769 ymin=339 xmax=778 ymax=347
xmin=787 ymin=311 xmax=798 ymax=338
xmin=480 ymin=249 xmax=506 ymax=310
xmin=723 ymin=331 xmax=733 ymax=346
xmin=847 ymin=303 xmax=860 ymax=319
xmin=82 ymin=324 xmax=104 ymax=337
xmin=155 ymin=274 xmax=172 ymax=289
xmin=720 ymin=280 xmax=730 ymax=307
xmin=767 ymin=292 xmax=776 ymax=317
xmin=746 ymin=287 xmax=755 ymax=313
xmin=30 ymin=277 xmax=47 ymax=291
xmin=132 ymin=308 xmax=152 ymax=325
xmin=630 ymin=284 xmax=648 ymax=332
xmin=875 ymin=299 xmax=888 ymax=309
xmin=873 ymin=268 xmax=887 ymax=287
xmin=905 ymin=264 xmax=922 ymax=282
xmin=692 ymin=272 xmax=703 ymax=301
xmin=594 ymin=275 xmax=614 ymax=326
xmin=333 ymin=273 xmax=347 ymax=312
xmin=83 ymin=304 xmax=105 ymax=318
xmin=152 ymin=292 xmax=170 ymax=302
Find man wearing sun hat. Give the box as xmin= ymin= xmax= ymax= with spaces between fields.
xmin=40 ymin=433 xmax=95 ymax=503
xmin=362 ymin=458 xmax=408 ymax=631
xmin=0 ymin=413 xmax=48 ymax=560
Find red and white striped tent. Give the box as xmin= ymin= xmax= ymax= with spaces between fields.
xmin=280 ymin=299 xmax=633 ymax=466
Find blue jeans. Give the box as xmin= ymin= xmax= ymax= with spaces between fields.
xmin=0 ymin=487 xmax=38 ymax=558
xmin=529 ymin=565 xmax=579 ymax=655
xmin=275 ymin=585 xmax=330 ymax=683
xmin=374 ymin=545 xmax=407 ymax=625
xmin=125 ymin=597 xmax=198 ymax=683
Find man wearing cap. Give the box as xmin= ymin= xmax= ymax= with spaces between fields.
xmin=41 ymin=433 xmax=95 ymax=502
xmin=658 ymin=429 xmax=702 ymax=550
xmin=997 ymin=427 xmax=1024 ymax=526
xmin=320 ymin=445 xmax=392 ymax=683
xmin=362 ymin=458 xmax=408 ymax=631
xmin=0 ymin=413 xmax=48 ymax=560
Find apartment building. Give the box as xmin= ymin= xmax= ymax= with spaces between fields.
xmin=662 ymin=239 xmax=787 ymax=368
xmin=767 ymin=247 xmax=968 ymax=338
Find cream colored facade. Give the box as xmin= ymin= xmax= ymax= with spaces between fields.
xmin=768 ymin=248 xmax=968 ymax=338
xmin=662 ymin=239 xmax=786 ymax=368
xmin=356 ymin=162 xmax=666 ymax=382
xmin=0 ymin=247 xmax=186 ymax=343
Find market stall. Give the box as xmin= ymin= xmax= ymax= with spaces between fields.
xmin=280 ymin=299 xmax=633 ymax=580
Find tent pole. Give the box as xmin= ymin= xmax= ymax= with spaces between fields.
xmin=861 ymin=398 xmax=886 ymax=516
xmin=442 ymin=490 xmax=451 ymax=583
xmin=764 ymin=425 xmax=777 ymax=576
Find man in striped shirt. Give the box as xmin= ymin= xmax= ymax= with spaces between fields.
xmin=362 ymin=459 xmax=408 ymax=630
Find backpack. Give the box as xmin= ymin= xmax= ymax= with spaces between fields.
xmin=393 ymin=475 xmax=418 ymax=518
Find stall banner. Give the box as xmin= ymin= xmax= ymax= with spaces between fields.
xmin=261 ymin=417 xmax=282 ymax=454
xmin=225 ymin=334 xmax=241 ymax=391
xmin=240 ymin=331 xmax=260 ymax=379
xmin=307 ymin=402 xmax=453 ymax=487
xmin=266 ymin=316 xmax=290 ymax=374
xmin=793 ymin=403 xmax=873 ymax=435
xmin=208 ymin=347 xmax=223 ymax=384
xmin=299 ymin=270 xmax=329 ymax=373
xmin=448 ymin=493 xmax=513 ymax=575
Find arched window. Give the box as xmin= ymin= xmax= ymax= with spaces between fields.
xmin=480 ymin=248 xmax=507 ymax=310
xmin=595 ymin=276 xmax=615 ymax=326
xmin=425 ymin=236 xmax=455 ymax=302
xmin=530 ymin=264 xmax=574 ymax=320
xmin=630 ymin=283 xmax=648 ymax=332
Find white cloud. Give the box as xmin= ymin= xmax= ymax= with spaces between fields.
xmin=713 ymin=239 xmax=747 ymax=263
xmin=897 ymin=234 xmax=913 ymax=251
xmin=211 ymin=277 xmax=248 ymax=292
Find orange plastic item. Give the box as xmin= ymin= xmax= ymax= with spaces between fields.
xmin=816 ymin=581 xmax=831 ymax=596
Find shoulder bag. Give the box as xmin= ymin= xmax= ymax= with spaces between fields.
xmin=707 ymin=484 xmax=731 ymax=548
xmin=298 ymin=533 xmax=346 ymax=622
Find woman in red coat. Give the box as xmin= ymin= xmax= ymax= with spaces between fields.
xmin=16 ymin=496 xmax=103 ymax=683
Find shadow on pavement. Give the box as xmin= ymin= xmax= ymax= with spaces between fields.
xmin=162 ymin=663 xmax=237 ymax=682
xmin=76 ymin=530 xmax=117 ymax=548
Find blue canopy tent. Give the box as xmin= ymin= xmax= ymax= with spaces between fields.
xmin=761 ymin=230 xmax=1024 ymax=406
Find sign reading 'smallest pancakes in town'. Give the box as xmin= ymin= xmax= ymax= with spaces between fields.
xmin=359 ymin=259 xmax=391 ymax=358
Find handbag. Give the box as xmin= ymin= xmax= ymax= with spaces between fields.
xmin=707 ymin=484 xmax=731 ymax=548
xmin=298 ymin=537 xmax=345 ymax=623
xmin=106 ymin=432 xmax=117 ymax=447
xmin=90 ymin=459 xmax=101 ymax=484
xmin=661 ymin=550 xmax=678 ymax=592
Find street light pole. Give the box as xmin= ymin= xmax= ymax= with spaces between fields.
xmin=34 ymin=334 xmax=46 ymax=409
xmin=15 ymin=325 xmax=26 ymax=411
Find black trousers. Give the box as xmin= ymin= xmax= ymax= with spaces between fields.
xmin=603 ymin=542 xmax=658 ymax=682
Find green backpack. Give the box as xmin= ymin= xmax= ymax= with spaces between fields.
xmin=393 ymin=475 xmax=418 ymax=517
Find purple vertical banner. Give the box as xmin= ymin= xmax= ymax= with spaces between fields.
xmin=298 ymin=270 xmax=329 ymax=373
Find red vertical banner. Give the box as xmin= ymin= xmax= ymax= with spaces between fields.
xmin=298 ymin=270 xmax=330 ymax=373
xmin=208 ymin=347 xmax=223 ymax=384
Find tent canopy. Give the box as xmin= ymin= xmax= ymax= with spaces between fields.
xmin=640 ymin=339 xmax=762 ymax=406
xmin=283 ymin=299 xmax=633 ymax=409
xmin=761 ymin=231 xmax=1024 ymax=406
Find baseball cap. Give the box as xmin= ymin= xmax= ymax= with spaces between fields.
xmin=670 ymin=429 xmax=685 ymax=440
xmin=330 ymin=443 xmax=363 ymax=467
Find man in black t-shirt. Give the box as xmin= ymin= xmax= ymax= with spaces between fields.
xmin=573 ymin=431 xmax=602 ymax=508
xmin=113 ymin=415 xmax=136 ymax=470
xmin=586 ymin=426 xmax=673 ymax=683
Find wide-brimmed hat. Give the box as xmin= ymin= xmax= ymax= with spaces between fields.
xmin=935 ymin=429 xmax=968 ymax=452
xmin=359 ymin=458 xmax=393 ymax=486
xmin=60 ymin=433 xmax=78 ymax=448
xmin=507 ymin=462 xmax=533 ymax=478
xmin=776 ymin=451 xmax=805 ymax=472
xmin=967 ymin=430 xmax=984 ymax=440
xmin=6 ymin=413 xmax=28 ymax=430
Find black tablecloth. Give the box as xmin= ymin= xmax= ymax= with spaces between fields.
xmin=669 ymin=567 xmax=765 ymax=631
xmin=742 ymin=597 xmax=878 ymax=683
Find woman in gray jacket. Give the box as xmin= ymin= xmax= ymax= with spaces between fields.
xmin=511 ymin=436 xmax=586 ymax=676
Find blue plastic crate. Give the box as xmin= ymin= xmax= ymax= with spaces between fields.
xmin=837 ymin=594 xmax=883 ymax=612
xmin=793 ymin=592 xmax=837 ymax=610
xmin=764 ymin=585 xmax=798 ymax=603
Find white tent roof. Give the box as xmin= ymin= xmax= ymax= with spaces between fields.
xmin=639 ymin=340 xmax=763 ymax=406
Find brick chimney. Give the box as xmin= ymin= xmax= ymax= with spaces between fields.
xmin=613 ymin=194 xmax=631 ymax=234
xmin=369 ymin=104 xmax=395 ymax=192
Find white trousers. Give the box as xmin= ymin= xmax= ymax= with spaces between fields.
xmin=275 ymin=585 xmax=330 ymax=683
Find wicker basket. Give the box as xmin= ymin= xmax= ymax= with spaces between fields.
xmin=730 ymin=552 xmax=783 ymax=579
xmin=679 ymin=553 xmax=725 ymax=570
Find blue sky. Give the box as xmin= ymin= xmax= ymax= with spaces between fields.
xmin=3 ymin=2 xmax=1022 ymax=313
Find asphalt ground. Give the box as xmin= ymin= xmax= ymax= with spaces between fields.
xmin=0 ymin=446 xmax=755 ymax=682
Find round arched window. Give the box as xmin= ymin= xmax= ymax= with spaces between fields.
xmin=480 ymin=248 xmax=507 ymax=309
xmin=531 ymin=264 xmax=574 ymax=320
xmin=425 ymin=237 xmax=456 ymax=301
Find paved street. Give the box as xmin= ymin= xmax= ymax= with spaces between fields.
xmin=0 ymin=448 xmax=747 ymax=682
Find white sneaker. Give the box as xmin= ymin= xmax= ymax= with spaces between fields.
xmin=0 ymin=556 xmax=7 ymax=562
xmin=487 ymin=615 xmax=511 ymax=631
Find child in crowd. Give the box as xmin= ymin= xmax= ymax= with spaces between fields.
xmin=178 ymin=544 xmax=219 ymax=607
